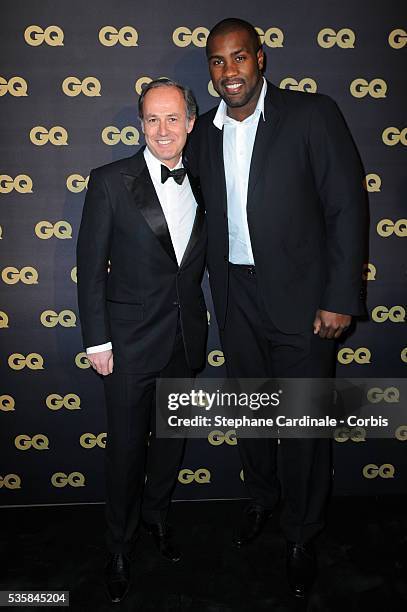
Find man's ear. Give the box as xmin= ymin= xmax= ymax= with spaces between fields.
xmin=257 ymin=47 xmax=264 ymax=72
xmin=187 ymin=115 xmax=196 ymax=134
xmin=140 ymin=119 xmax=145 ymax=134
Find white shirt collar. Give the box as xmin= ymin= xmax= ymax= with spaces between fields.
xmin=213 ymin=77 xmax=267 ymax=130
xmin=144 ymin=145 xmax=183 ymax=182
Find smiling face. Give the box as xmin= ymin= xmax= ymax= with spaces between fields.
xmin=141 ymin=86 xmax=195 ymax=168
xmin=207 ymin=28 xmax=264 ymax=121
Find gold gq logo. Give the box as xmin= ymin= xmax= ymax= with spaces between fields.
xmin=15 ymin=434 xmax=49 ymax=450
xmin=51 ymin=472 xmax=85 ymax=487
xmin=334 ymin=427 xmax=366 ymax=442
xmin=135 ymin=76 xmax=167 ymax=96
xmin=1 ymin=267 xmax=38 ymax=284
xmin=208 ymin=430 xmax=237 ymax=446
xmin=363 ymin=174 xmax=381 ymax=192
xmin=101 ymin=126 xmax=140 ymax=145
xmin=24 ymin=26 xmax=64 ymax=46
xmin=66 ymin=174 xmax=89 ymax=193
xmin=99 ymin=26 xmax=138 ymax=46
xmin=317 ymin=28 xmax=355 ymax=48
xmin=178 ymin=469 xmax=211 ymax=484
xmin=350 ymin=79 xmax=387 ymax=98
xmin=172 ymin=27 xmax=209 ymax=47
xmin=280 ymin=78 xmax=317 ymax=93
xmin=135 ymin=77 xmax=153 ymax=95
xmin=0 ymin=77 xmax=28 ymax=96
xmin=367 ymin=387 xmax=400 ymax=403
xmin=35 ymin=221 xmax=72 ymax=239
xmin=255 ymin=27 xmax=284 ymax=48
xmin=46 ymin=394 xmax=81 ymax=410
xmin=62 ymin=77 xmax=101 ymax=97
xmin=0 ymin=175 xmax=33 ymax=193
xmin=80 ymin=433 xmax=107 ymax=448
xmin=0 ymin=311 xmax=9 ymax=328
xmin=337 ymin=347 xmax=371 ymax=364
xmin=395 ymin=426 xmax=407 ymax=441
xmin=0 ymin=474 xmax=21 ymax=489
xmin=362 ymin=464 xmax=395 ymax=479
xmin=30 ymin=126 xmax=68 ymax=146
xmin=401 ymin=348 xmax=407 ymax=364
xmin=208 ymin=349 xmax=225 ymax=367
xmin=371 ymin=306 xmax=405 ymax=323
xmin=382 ymin=128 xmax=407 ymax=146
xmin=0 ymin=395 xmax=15 ymax=411
xmin=75 ymin=352 xmax=91 ymax=369
xmin=71 ymin=267 xmax=77 ymax=283
xmin=40 ymin=310 xmax=76 ymax=328
xmin=8 ymin=353 xmax=44 ymax=370
xmin=362 ymin=263 xmax=376 ymax=281
xmin=376 ymin=219 xmax=407 ymax=237
xmin=388 ymin=29 xmax=407 ymax=49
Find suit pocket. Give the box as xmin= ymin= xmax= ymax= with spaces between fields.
xmin=107 ymin=300 xmax=144 ymax=321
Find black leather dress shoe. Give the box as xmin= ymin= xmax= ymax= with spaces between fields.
xmin=286 ymin=541 xmax=316 ymax=598
xmin=143 ymin=521 xmax=181 ymax=562
xmin=232 ymin=504 xmax=273 ymax=548
xmin=104 ymin=553 xmax=130 ymax=603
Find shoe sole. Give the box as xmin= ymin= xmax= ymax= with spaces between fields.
xmin=105 ymin=582 xmax=130 ymax=604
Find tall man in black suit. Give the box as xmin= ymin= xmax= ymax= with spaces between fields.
xmin=186 ymin=18 xmax=367 ymax=598
xmin=77 ymin=79 xmax=207 ymax=603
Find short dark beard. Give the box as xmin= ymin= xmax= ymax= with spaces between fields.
xmin=220 ymin=76 xmax=263 ymax=110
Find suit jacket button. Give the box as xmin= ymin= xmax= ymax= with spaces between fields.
xmin=224 ymin=255 xmax=228 ymax=262
xmin=173 ymin=301 xmax=179 ymax=307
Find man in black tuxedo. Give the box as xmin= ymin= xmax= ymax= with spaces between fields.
xmin=77 ymin=79 xmax=207 ymax=603
xmin=186 ymin=18 xmax=367 ymax=598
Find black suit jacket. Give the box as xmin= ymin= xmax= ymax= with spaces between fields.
xmin=76 ymin=148 xmax=208 ymax=373
xmin=186 ymin=81 xmax=367 ymax=333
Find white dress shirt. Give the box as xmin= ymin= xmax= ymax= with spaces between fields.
xmin=213 ymin=77 xmax=267 ymax=265
xmin=86 ymin=147 xmax=197 ymax=355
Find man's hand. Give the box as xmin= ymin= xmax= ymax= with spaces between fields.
xmin=313 ymin=310 xmax=351 ymax=339
xmin=87 ymin=349 xmax=114 ymax=375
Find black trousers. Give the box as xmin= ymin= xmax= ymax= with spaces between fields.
xmin=103 ymin=325 xmax=191 ymax=554
xmin=220 ymin=264 xmax=336 ymax=544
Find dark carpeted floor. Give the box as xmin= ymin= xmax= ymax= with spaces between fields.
xmin=1 ymin=496 xmax=406 ymax=611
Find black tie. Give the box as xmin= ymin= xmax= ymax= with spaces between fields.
xmin=161 ymin=165 xmax=186 ymax=185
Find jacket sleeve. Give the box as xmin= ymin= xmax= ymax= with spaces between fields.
xmin=76 ymin=168 xmax=113 ymax=348
xmin=308 ymin=95 xmax=368 ymax=316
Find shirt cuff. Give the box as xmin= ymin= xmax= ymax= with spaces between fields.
xmin=86 ymin=342 xmax=112 ymax=354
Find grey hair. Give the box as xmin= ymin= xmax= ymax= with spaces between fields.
xmin=138 ymin=78 xmax=197 ymax=121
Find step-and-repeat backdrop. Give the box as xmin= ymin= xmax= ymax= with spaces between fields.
xmin=1 ymin=1 xmax=406 ymax=505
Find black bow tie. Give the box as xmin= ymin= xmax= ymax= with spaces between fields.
xmin=161 ymin=165 xmax=186 ymax=185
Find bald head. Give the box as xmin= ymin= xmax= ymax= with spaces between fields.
xmin=206 ymin=18 xmax=261 ymax=57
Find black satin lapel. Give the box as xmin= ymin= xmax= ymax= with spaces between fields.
xmin=187 ymin=171 xmax=203 ymax=209
xmin=179 ymin=205 xmax=205 ymax=268
xmin=122 ymin=166 xmax=177 ymax=264
xmin=247 ymin=104 xmax=280 ymax=205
